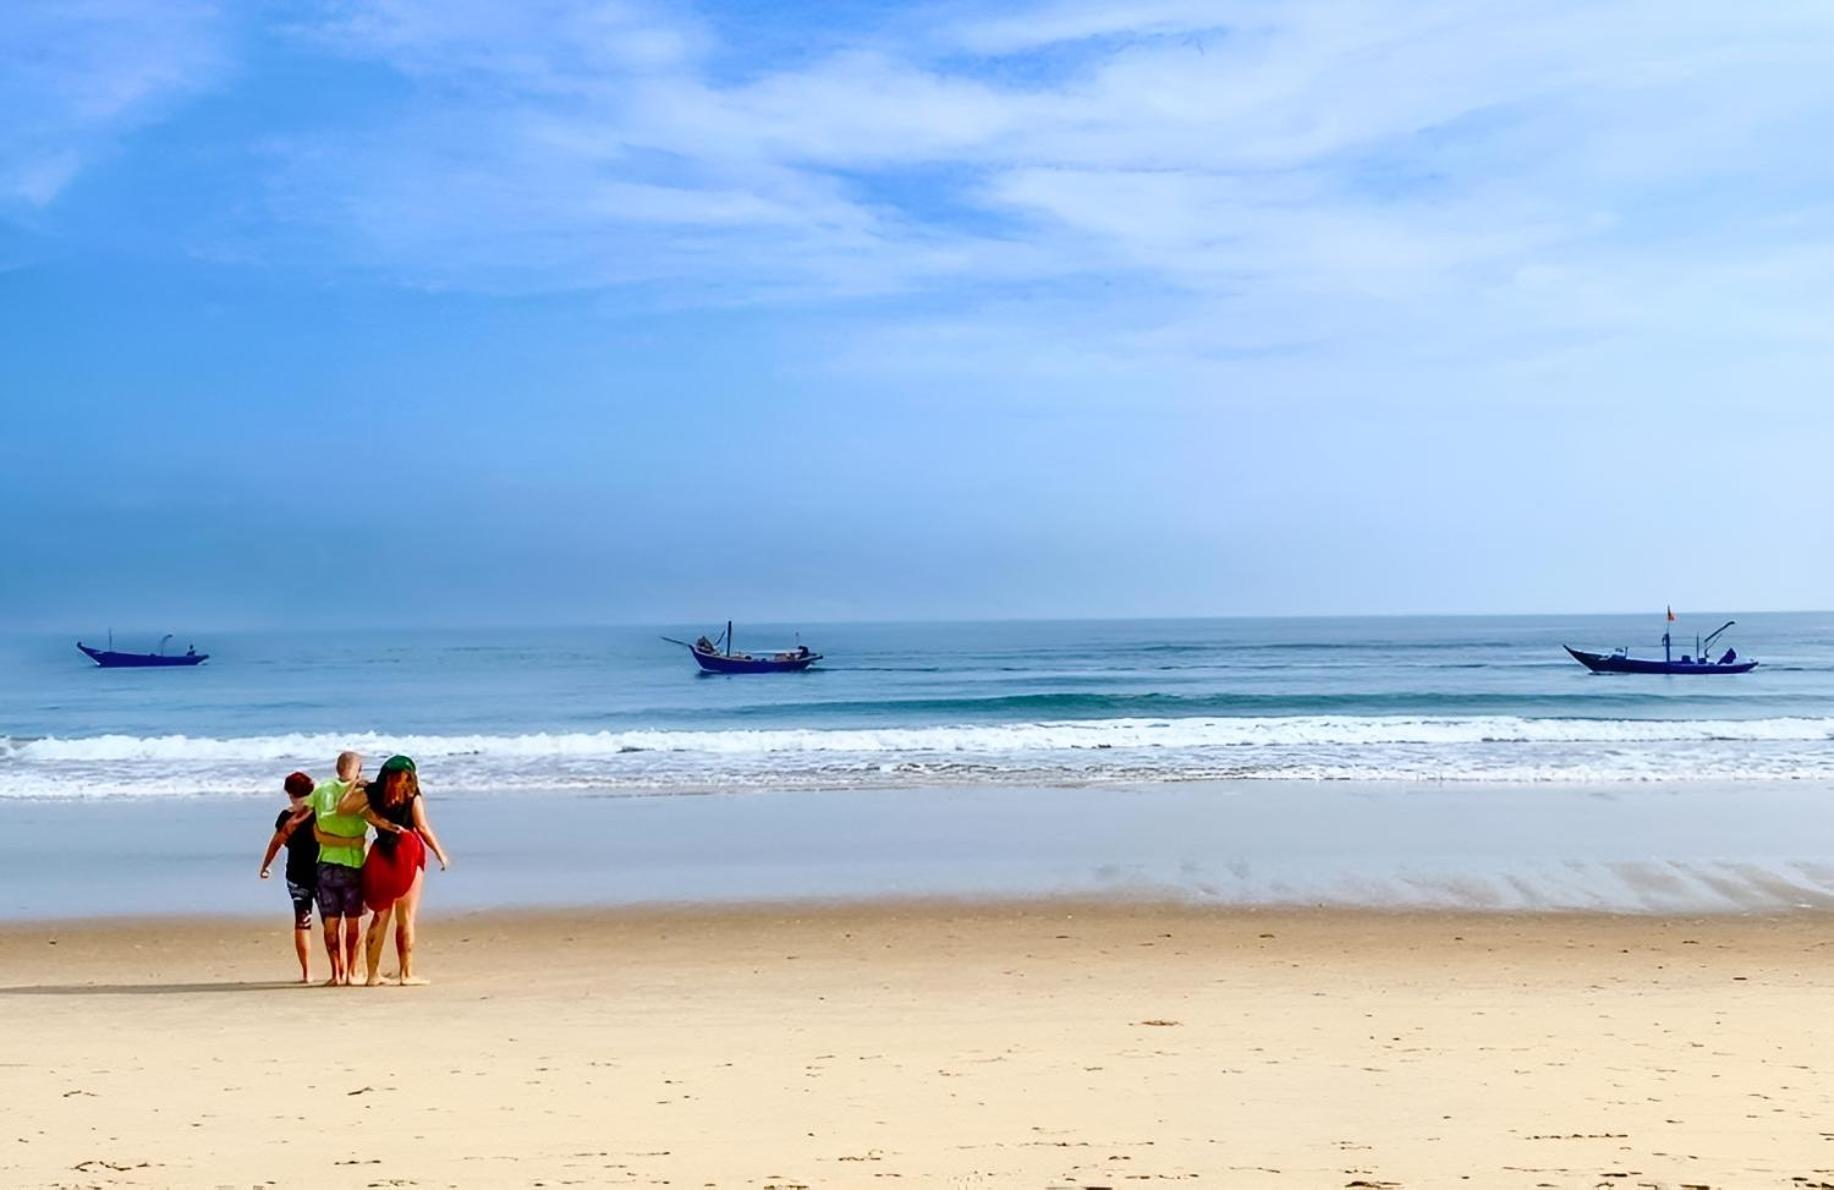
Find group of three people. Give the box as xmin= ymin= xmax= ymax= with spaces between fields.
xmin=259 ymin=750 xmax=450 ymax=986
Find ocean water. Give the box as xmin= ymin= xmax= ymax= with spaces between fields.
xmin=4 ymin=613 xmax=1833 ymax=801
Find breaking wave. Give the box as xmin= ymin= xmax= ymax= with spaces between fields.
xmin=6 ymin=715 xmax=1834 ymax=799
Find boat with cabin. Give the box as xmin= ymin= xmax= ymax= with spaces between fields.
xmin=1565 ymin=613 xmax=1755 ymax=675
xmin=663 ymin=622 xmax=820 ymax=673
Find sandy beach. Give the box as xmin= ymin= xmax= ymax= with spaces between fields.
xmin=5 ymin=902 xmax=1833 ymax=1189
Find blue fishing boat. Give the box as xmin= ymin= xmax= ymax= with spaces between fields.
xmin=663 ymin=622 xmax=820 ymax=673
xmin=77 ymin=633 xmax=208 ymax=668
xmin=1566 ymin=614 xmax=1755 ymax=675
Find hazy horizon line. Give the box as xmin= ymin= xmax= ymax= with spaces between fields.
xmin=21 ymin=607 xmax=1829 ymax=638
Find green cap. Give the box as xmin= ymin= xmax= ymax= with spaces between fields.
xmin=379 ymin=754 xmax=416 ymax=775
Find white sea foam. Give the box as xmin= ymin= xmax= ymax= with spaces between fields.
xmin=5 ymin=715 xmax=1834 ymax=799
xmin=9 ymin=714 xmax=1834 ymax=761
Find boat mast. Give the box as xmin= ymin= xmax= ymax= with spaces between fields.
xmin=726 ymin=620 xmax=733 ymax=658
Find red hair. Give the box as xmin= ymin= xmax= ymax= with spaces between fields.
xmin=376 ymin=767 xmax=420 ymax=808
xmin=283 ymin=771 xmax=313 ymax=798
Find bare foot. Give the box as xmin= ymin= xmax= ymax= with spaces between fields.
xmin=397 ymin=975 xmax=430 ymax=986
xmin=365 ymin=972 xmax=389 ymax=987
xmin=321 ymin=975 xmax=341 ymax=988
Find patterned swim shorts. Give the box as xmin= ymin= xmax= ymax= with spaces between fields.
xmin=315 ymin=861 xmax=364 ymax=920
xmin=285 ymin=879 xmax=315 ymax=930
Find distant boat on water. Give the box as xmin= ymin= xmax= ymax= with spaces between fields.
xmin=77 ymin=633 xmax=208 ymax=668
xmin=663 ymin=622 xmax=820 ymax=674
xmin=1566 ymin=611 xmax=1755 ymax=675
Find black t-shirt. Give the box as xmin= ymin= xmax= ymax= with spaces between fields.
xmin=276 ymin=808 xmax=319 ymax=885
xmin=365 ymin=784 xmax=418 ymax=857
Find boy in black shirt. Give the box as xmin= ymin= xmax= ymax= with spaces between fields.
xmin=259 ymin=771 xmax=320 ymax=982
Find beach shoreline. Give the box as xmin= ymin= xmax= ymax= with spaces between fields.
xmin=6 ymin=900 xmax=1833 ymax=1188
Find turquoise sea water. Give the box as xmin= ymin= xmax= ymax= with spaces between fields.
xmin=4 ymin=613 xmax=1834 ymax=800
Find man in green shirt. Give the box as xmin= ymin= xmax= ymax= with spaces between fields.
xmin=309 ymin=751 xmax=371 ymax=986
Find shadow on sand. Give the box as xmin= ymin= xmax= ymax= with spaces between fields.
xmin=0 ymin=980 xmax=312 ymax=996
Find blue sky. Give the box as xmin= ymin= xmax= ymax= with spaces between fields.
xmin=4 ymin=0 xmax=1833 ymax=628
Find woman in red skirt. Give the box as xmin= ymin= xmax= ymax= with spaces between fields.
xmin=360 ymin=754 xmax=450 ymax=985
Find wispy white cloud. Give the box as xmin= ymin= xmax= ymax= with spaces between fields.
xmin=300 ymin=0 xmax=703 ymax=82
xmin=949 ymin=0 xmax=1257 ymax=55
xmin=13 ymin=0 xmax=1833 ymax=378
xmin=1 ymin=0 xmax=229 ymax=209
xmin=199 ymin=0 xmax=1834 ymax=402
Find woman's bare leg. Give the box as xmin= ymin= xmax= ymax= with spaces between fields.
xmin=395 ymin=869 xmax=427 ymax=985
xmin=363 ymin=905 xmax=394 ymax=986
xmin=293 ymin=925 xmax=311 ymax=983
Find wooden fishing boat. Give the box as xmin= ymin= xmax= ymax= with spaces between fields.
xmin=77 ymin=633 xmax=208 ymax=668
xmin=1565 ymin=616 xmax=1755 ymax=675
xmin=1563 ymin=646 xmax=1756 ymax=674
xmin=663 ymin=622 xmax=820 ymax=673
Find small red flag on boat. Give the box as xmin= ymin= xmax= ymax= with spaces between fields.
xmin=1667 ymin=605 xmax=1676 ymax=621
